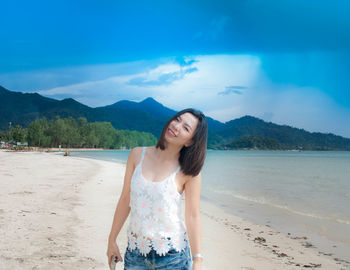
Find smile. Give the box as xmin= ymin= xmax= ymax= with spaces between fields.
xmin=167 ymin=128 xmax=176 ymax=137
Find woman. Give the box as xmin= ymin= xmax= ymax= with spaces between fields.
xmin=107 ymin=108 xmax=208 ymax=270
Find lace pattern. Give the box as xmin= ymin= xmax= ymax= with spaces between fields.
xmin=127 ymin=147 xmax=189 ymax=257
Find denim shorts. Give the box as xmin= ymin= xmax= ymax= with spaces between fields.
xmin=123 ymin=241 xmax=193 ymax=270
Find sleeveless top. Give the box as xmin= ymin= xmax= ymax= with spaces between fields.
xmin=126 ymin=146 xmax=189 ymax=257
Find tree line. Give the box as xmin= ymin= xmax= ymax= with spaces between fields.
xmin=0 ymin=116 xmax=157 ymax=149
xmin=219 ymin=135 xmax=287 ymax=150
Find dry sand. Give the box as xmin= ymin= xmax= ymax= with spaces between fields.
xmin=0 ymin=150 xmax=348 ymax=269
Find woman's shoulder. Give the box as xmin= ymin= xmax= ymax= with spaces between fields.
xmin=129 ymin=146 xmax=153 ymax=165
xmin=130 ymin=146 xmax=143 ymax=153
xmin=130 ymin=145 xmax=152 ymax=155
xmin=129 ymin=146 xmax=143 ymax=159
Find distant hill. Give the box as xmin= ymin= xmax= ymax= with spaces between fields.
xmin=1 ymin=85 xmax=349 ymax=150
xmin=104 ymin=97 xmax=176 ymax=118
xmin=0 ymin=85 xmax=94 ymax=128
xmin=216 ymin=115 xmax=350 ymax=150
xmin=220 ymin=135 xmax=285 ymax=150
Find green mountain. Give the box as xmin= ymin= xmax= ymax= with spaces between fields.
xmin=1 ymin=85 xmax=349 ymax=150
xmin=0 ymin=85 xmax=224 ymax=143
xmin=215 ymin=115 xmax=350 ymax=150
xmin=0 ymin=85 xmax=94 ymax=128
xmin=220 ymin=135 xmax=285 ymax=150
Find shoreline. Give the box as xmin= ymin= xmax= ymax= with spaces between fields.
xmin=200 ymin=194 xmax=350 ymax=267
xmin=3 ymin=147 xmax=349 ymax=152
xmin=0 ymin=150 xmax=348 ymax=269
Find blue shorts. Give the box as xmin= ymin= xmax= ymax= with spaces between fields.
xmin=123 ymin=242 xmax=193 ymax=270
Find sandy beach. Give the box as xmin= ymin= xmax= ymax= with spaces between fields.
xmin=0 ymin=150 xmax=348 ymax=269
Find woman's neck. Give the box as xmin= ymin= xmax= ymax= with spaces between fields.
xmin=153 ymin=144 xmax=181 ymax=163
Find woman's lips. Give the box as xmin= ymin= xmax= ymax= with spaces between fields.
xmin=167 ymin=128 xmax=176 ymax=137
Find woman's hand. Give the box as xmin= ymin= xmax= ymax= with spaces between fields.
xmin=192 ymin=258 xmax=202 ymax=270
xmin=106 ymin=239 xmax=123 ymax=270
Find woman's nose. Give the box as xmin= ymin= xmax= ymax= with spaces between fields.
xmin=173 ymin=122 xmax=180 ymax=131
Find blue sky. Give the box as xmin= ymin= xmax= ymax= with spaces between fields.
xmin=1 ymin=0 xmax=350 ymax=137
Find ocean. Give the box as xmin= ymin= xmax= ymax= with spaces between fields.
xmin=68 ymin=149 xmax=350 ymax=262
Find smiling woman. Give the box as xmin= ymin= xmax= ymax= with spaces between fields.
xmin=106 ymin=108 xmax=208 ymax=270
xmin=157 ymin=109 xmax=208 ymax=177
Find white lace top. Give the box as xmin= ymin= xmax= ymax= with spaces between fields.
xmin=126 ymin=146 xmax=189 ymax=257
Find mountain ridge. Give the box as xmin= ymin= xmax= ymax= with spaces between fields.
xmin=1 ymin=85 xmax=349 ymax=150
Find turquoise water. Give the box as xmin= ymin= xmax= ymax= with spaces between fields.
xmin=203 ymin=150 xmax=350 ymax=225
xmin=69 ymin=149 xmax=350 ymax=262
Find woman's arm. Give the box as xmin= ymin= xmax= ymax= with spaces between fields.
xmin=108 ymin=147 xmax=137 ymax=242
xmin=185 ymin=172 xmax=202 ymax=270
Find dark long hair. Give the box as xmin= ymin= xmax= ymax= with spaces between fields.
xmin=156 ymin=108 xmax=208 ymax=177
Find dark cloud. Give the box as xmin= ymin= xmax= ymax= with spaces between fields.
xmin=191 ymin=0 xmax=350 ymax=53
xmin=1 ymin=0 xmax=349 ymax=73
xmin=259 ymin=51 xmax=350 ymax=107
xmin=208 ymin=15 xmax=232 ymax=40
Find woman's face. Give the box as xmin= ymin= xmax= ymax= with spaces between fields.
xmin=165 ymin=112 xmax=199 ymax=147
